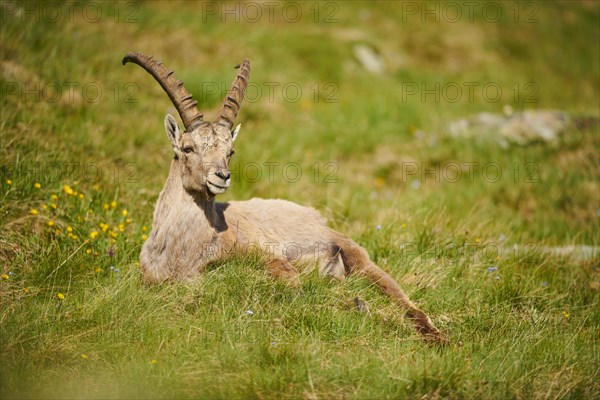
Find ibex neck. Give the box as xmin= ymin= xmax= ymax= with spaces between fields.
xmin=160 ymin=158 xmax=218 ymax=228
xmin=140 ymin=158 xmax=222 ymax=282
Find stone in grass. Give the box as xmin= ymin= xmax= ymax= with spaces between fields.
xmin=353 ymin=297 xmax=370 ymax=313
xmin=353 ymin=44 xmax=384 ymax=75
xmin=448 ymin=110 xmax=571 ymax=147
xmin=544 ymin=245 xmax=600 ymax=261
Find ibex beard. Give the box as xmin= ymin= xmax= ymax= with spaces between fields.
xmin=123 ymin=52 xmax=447 ymax=344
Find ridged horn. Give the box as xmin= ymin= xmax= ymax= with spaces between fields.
xmin=122 ymin=52 xmax=204 ymax=132
xmin=215 ymin=59 xmax=250 ymax=130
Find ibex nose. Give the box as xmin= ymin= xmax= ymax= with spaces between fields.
xmin=216 ymin=171 xmax=230 ymax=181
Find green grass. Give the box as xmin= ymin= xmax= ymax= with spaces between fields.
xmin=1 ymin=1 xmax=599 ymax=399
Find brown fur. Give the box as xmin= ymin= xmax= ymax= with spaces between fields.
xmin=266 ymin=258 xmax=301 ymax=287
xmin=134 ymin=60 xmax=446 ymax=344
xmin=139 ymin=135 xmax=447 ymax=343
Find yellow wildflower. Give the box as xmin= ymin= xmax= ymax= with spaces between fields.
xmin=475 ymin=238 xmax=481 ymax=243
xmin=103 ymin=203 xmax=110 ymax=210
xmin=51 ymin=194 xmax=58 ymax=200
xmin=86 ymin=249 xmax=92 ymax=254
xmin=81 ymin=354 xmax=89 ymax=360
xmin=79 ymin=193 xmax=84 ymax=199
xmin=142 ymin=234 xmax=148 ymax=240
xmin=109 ymin=231 xmax=118 ymax=239
xmin=100 ymin=223 xmax=109 ymax=232
xmin=94 ymin=267 xmax=102 ymax=273
xmin=562 ymin=311 xmax=570 ymax=319
xmin=1 ymin=273 xmax=9 ymax=280
xmin=42 ymin=205 xmax=48 ymax=210
xmin=34 ymin=182 xmax=41 ymax=189
xmin=6 ymin=179 xmax=12 ymax=185
xmin=63 ymin=185 xmax=74 ymax=195
xmin=110 ymin=201 xmax=117 ymax=209
xmin=66 ymin=226 xmax=73 ymax=233
xmin=57 ymin=293 xmax=65 ymax=300
xmin=122 ymin=209 xmax=128 ymax=217
xmin=30 ymin=209 xmax=39 ymax=215
xmin=401 ymin=223 xmax=407 ymax=229
xmin=118 ymin=223 xmax=125 ymax=232
xmin=148 ymin=359 xmax=157 ymax=365
xmin=47 ymin=220 xmax=54 ymax=227
xmin=142 ymin=226 xmax=147 ymax=231
xmin=126 ymin=218 xmax=133 ymax=224
xmin=89 ymin=231 xmax=99 ymax=240
xmin=50 ymin=203 xmax=57 ymax=209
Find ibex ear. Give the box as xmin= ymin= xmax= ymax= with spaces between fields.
xmin=231 ymin=123 xmax=241 ymax=143
xmin=164 ymin=114 xmax=183 ymax=150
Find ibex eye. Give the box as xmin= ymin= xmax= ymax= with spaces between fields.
xmin=183 ymin=147 xmax=194 ymax=154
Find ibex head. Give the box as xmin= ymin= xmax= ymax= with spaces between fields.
xmin=123 ymin=52 xmax=250 ymax=198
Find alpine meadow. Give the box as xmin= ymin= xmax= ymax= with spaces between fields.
xmin=0 ymin=1 xmax=599 ymax=399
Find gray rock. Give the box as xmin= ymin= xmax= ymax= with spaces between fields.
xmin=448 ymin=110 xmax=571 ymax=146
xmin=353 ymin=44 xmax=384 ymax=75
xmin=544 ymin=245 xmax=600 ymax=261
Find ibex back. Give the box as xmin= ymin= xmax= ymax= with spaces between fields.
xmin=123 ymin=52 xmax=447 ymax=344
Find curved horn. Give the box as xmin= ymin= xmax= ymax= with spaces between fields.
xmin=122 ymin=52 xmax=204 ymax=132
xmin=215 ymin=59 xmax=250 ymax=130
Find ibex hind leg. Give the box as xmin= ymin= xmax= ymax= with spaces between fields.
xmin=317 ymin=244 xmax=346 ymax=281
xmin=334 ymin=235 xmax=448 ymax=344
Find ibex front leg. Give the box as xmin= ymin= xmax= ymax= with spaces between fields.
xmin=266 ymin=258 xmax=301 ymax=288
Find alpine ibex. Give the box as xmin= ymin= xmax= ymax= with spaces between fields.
xmin=123 ymin=52 xmax=446 ymax=343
